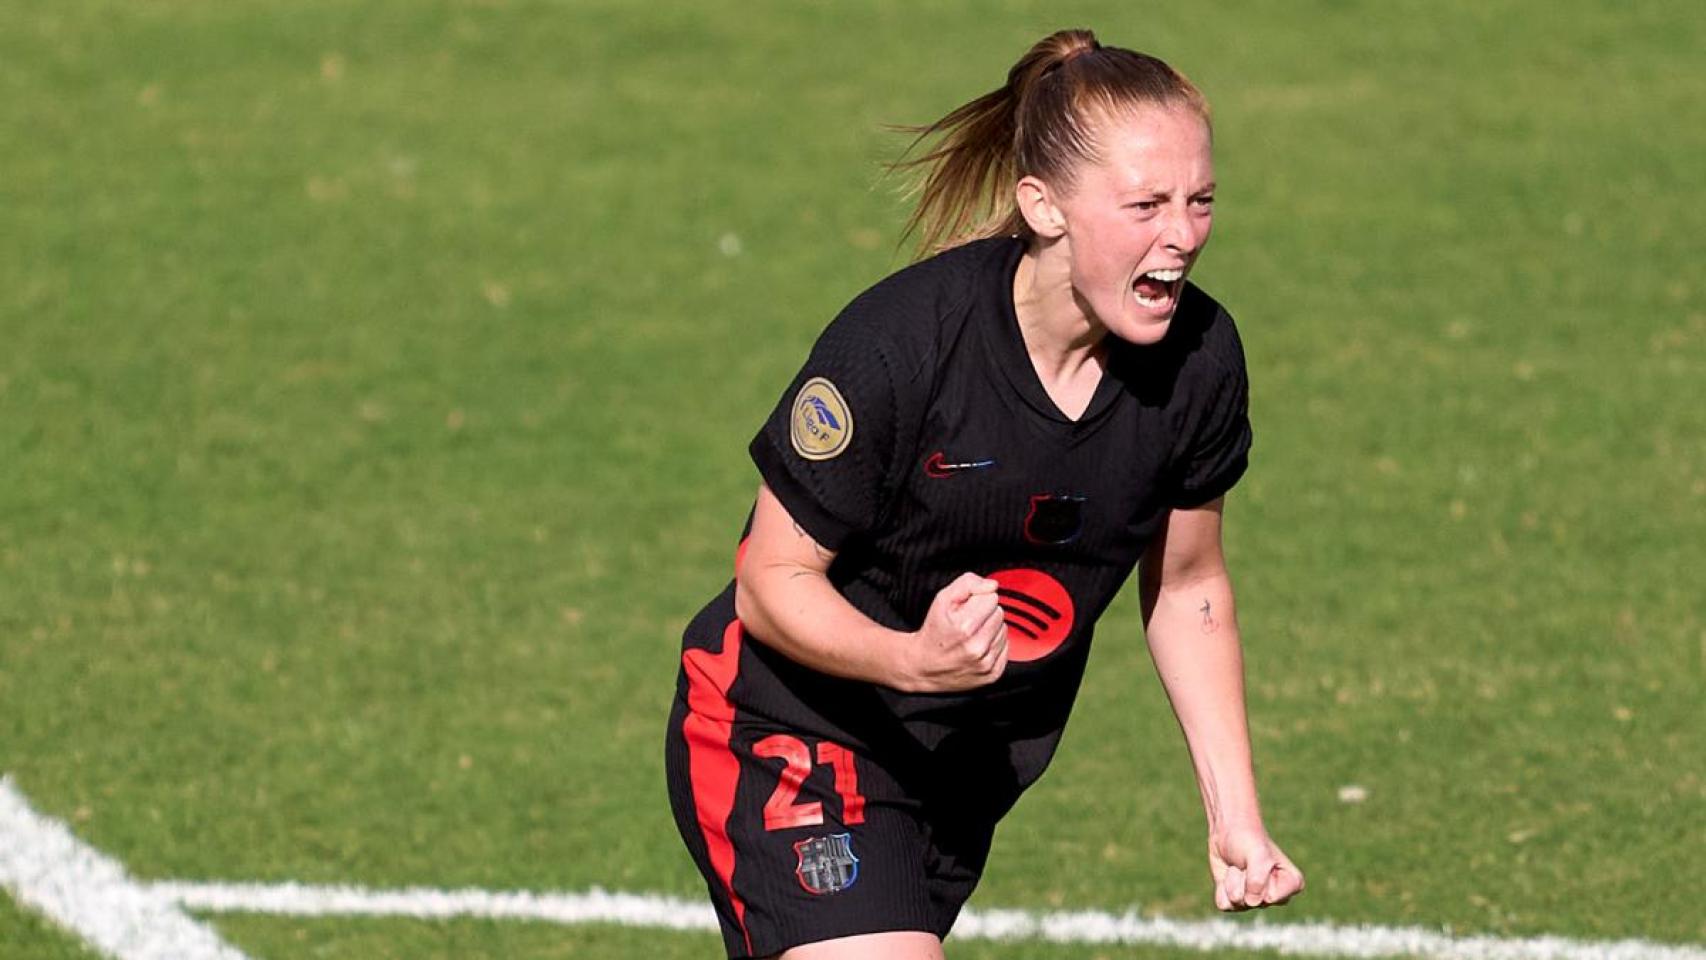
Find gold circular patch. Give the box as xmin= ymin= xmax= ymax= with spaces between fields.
xmin=789 ymin=377 xmax=853 ymax=461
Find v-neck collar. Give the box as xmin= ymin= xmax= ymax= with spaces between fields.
xmin=982 ymin=238 xmax=1125 ymax=429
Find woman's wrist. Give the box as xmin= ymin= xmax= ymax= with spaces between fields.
xmin=875 ymin=627 xmax=923 ymax=692
xmin=1197 ymin=770 xmax=1264 ymax=833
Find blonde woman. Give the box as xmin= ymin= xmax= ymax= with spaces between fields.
xmin=665 ymin=29 xmax=1303 ymax=959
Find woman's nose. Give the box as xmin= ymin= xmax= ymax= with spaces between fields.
xmin=1160 ymin=210 xmax=1198 ymax=254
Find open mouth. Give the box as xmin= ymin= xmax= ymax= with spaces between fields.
xmin=1132 ymin=267 xmax=1184 ymax=310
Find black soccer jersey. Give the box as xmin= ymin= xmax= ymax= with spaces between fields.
xmin=679 ymin=235 xmax=1251 ymax=797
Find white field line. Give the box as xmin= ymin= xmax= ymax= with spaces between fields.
xmin=149 ymin=880 xmax=720 ymax=933
xmin=151 ymin=882 xmax=1706 ymax=960
xmin=0 ymin=776 xmax=252 ymax=960
xmin=6 ymin=777 xmax=1705 ymax=960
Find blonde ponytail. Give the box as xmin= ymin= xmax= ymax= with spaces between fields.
xmin=890 ymin=29 xmax=1207 ymax=257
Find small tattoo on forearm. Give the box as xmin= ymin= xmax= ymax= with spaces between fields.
xmin=1200 ymin=599 xmax=1219 ymax=634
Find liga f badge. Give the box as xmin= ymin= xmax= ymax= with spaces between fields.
xmin=793 ymin=833 xmax=859 ymax=895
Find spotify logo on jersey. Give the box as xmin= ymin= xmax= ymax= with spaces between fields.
xmin=987 ymin=568 xmax=1076 ymax=662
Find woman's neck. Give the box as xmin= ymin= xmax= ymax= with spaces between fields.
xmin=1013 ymin=242 xmax=1109 ymax=382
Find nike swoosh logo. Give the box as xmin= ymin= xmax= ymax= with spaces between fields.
xmin=924 ymin=451 xmax=996 ymax=478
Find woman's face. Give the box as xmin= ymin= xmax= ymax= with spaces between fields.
xmin=1051 ymin=104 xmax=1215 ymax=345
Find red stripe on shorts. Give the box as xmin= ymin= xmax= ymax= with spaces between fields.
xmin=682 ymin=618 xmax=751 ymax=954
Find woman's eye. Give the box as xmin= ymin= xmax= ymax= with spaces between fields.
xmin=1128 ymin=201 xmax=1159 ymax=212
xmin=1191 ymin=195 xmax=1215 ymax=208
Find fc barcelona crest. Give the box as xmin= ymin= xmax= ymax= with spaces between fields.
xmin=1024 ymin=494 xmax=1085 ymax=545
xmin=793 ymin=833 xmax=859 ymax=895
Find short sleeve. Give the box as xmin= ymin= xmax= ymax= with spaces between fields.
xmin=1172 ymin=310 xmax=1253 ymax=508
xmin=749 ymin=311 xmax=909 ymax=551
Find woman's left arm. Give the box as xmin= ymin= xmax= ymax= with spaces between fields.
xmin=1139 ymin=496 xmax=1304 ymax=911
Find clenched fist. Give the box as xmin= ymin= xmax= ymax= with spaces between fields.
xmin=1209 ymin=824 xmax=1304 ymax=911
xmin=898 ymin=573 xmax=1010 ymax=693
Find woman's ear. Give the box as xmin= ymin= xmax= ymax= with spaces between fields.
xmin=1015 ymin=175 xmax=1066 ymax=239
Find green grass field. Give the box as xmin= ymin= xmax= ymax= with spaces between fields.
xmin=3 ymin=1 xmax=1702 ymax=957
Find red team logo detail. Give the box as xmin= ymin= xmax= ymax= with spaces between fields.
xmin=923 ymin=451 xmax=996 ymax=478
xmin=987 ymin=568 xmax=1076 ymax=662
xmin=1023 ymin=494 xmax=1085 ymax=544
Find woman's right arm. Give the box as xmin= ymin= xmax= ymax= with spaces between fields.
xmin=733 ymin=483 xmax=1010 ymax=693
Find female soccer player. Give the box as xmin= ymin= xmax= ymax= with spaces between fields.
xmin=665 ymin=29 xmax=1303 ymax=959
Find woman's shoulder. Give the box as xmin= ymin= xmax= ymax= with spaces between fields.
xmin=822 ymin=236 xmax=1018 ymax=376
xmin=835 ymin=237 xmax=1017 ymax=339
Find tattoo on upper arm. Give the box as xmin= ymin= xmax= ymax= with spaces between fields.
xmin=1200 ymin=599 xmax=1219 ymax=634
xmin=791 ymin=521 xmax=835 ymax=562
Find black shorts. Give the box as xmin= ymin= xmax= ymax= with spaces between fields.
xmin=664 ymin=621 xmax=1001 ymax=959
